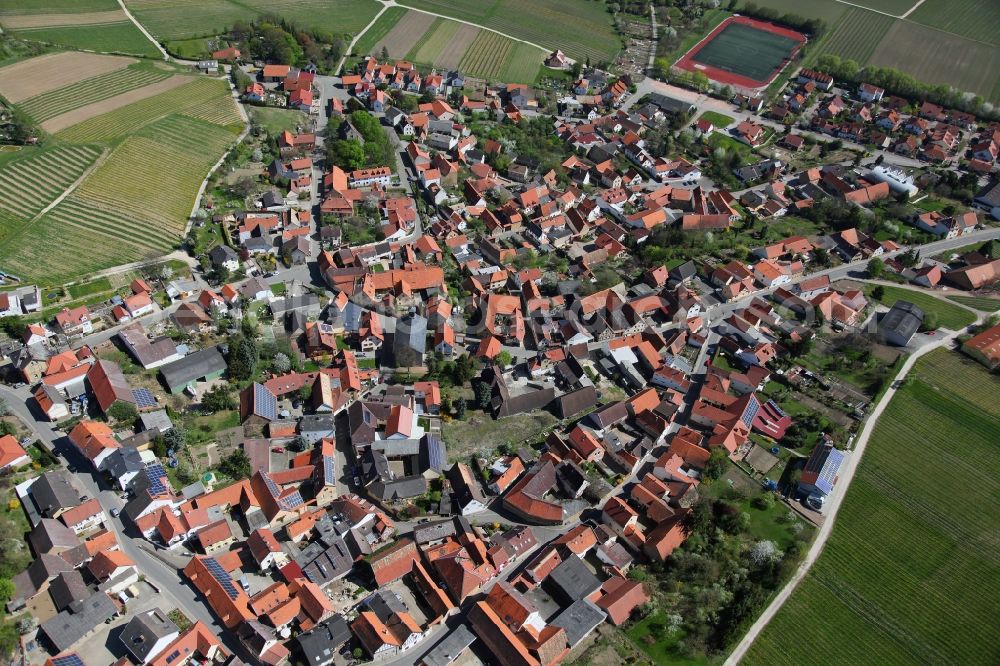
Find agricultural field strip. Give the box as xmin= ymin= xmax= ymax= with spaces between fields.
xmin=0 ymin=146 xmax=101 ymax=218
xmin=55 ymin=77 xmax=231 ymax=143
xmin=0 ymin=10 xmax=127 ymax=29
xmin=908 ymin=0 xmax=1000 ymax=47
xmin=17 ymin=65 xmax=171 ymax=123
xmin=353 ymin=5 xmax=408 ymax=54
xmin=409 ymin=18 xmax=460 ymax=65
xmin=0 ymin=51 xmax=135 ymax=103
xmin=743 ymin=350 xmax=1000 ymax=665
xmin=459 ymin=30 xmax=513 ymax=80
xmin=370 ymin=9 xmax=435 ymax=59
xmin=396 ymin=0 xmax=620 ymax=62
xmin=435 ymin=24 xmax=480 ymax=71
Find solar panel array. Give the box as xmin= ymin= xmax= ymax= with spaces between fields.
xmin=323 ymin=455 xmax=336 ymax=485
xmin=205 ymin=557 xmax=240 ymax=599
xmin=818 ymin=448 xmax=846 ymax=493
xmin=254 ymin=383 xmax=278 ymax=420
xmin=132 ymin=387 xmax=157 ymax=409
xmin=53 ymin=655 xmax=85 ymax=666
xmin=146 ymin=463 xmax=168 ymax=495
xmin=740 ymin=395 xmax=761 ymax=428
xmin=278 ymin=490 xmax=305 ymax=511
xmin=261 ymin=472 xmax=281 ymax=499
xmin=766 ymin=399 xmax=787 ymax=418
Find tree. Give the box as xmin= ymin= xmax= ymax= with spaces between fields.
xmin=703 ymin=448 xmax=729 ymax=481
xmin=163 ymin=427 xmax=186 ymax=452
xmin=475 ymin=380 xmax=492 ymax=410
xmin=272 ymin=352 xmax=291 ymax=374
xmin=380 ymin=46 xmax=389 ymax=61
xmin=228 ymin=336 xmax=259 ymax=381
xmin=0 ymin=400 xmax=8 ymax=417
xmin=288 ymin=435 xmax=307 ymax=452
xmin=220 ymin=449 xmax=252 ymax=480
xmin=202 ymin=385 xmax=236 ymax=412
xmin=920 ymin=311 xmax=940 ymax=331
xmin=107 ymin=401 xmax=138 ymax=425
xmin=496 ymin=350 xmax=513 ymax=368
xmin=872 ymin=285 xmax=885 ymax=301
xmin=455 ymin=397 xmax=467 ymax=420
xmin=328 ymin=139 xmax=365 ymax=170
xmin=0 ymin=578 xmax=14 ymax=603
xmin=867 ymin=257 xmax=885 ymax=278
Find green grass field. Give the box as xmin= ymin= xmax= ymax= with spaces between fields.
xmin=947 ymin=295 xmax=1000 ymax=312
xmin=248 ymin=106 xmax=308 ymax=135
xmin=743 ymin=349 xmax=1000 ymax=666
xmin=909 ymin=0 xmax=1000 ymax=47
xmin=738 ymin=0 xmax=847 ymax=26
xmin=7 ymin=21 xmax=160 ymax=57
xmin=16 ymin=62 xmax=172 ymax=123
xmin=689 ymin=21 xmax=801 ymax=83
xmin=697 ymin=110 xmax=735 ymax=127
xmin=124 ymin=0 xmax=379 ymax=41
xmin=397 ymin=0 xmax=621 ymax=62
xmin=864 ymin=284 xmax=977 ymax=330
xmin=845 ymin=0 xmax=917 ymax=14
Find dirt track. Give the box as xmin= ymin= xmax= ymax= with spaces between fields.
xmin=1 ymin=10 xmax=126 ymax=29
xmin=42 ymin=74 xmax=191 ymax=133
xmin=0 ymin=52 xmax=135 ymax=102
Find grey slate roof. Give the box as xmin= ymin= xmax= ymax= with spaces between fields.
xmin=41 ymin=591 xmax=118 ymax=652
xmin=551 ymin=598 xmax=606 ymax=647
xmin=297 ymin=614 xmax=352 ymax=665
xmin=421 ymin=625 xmax=476 ymax=666
xmin=30 ymin=470 xmax=80 ymax=519
xmin=119 ymin=608 xmax=179 ymax=663
xmin=546 ymin=554 xmax=602 ymax=603
xmin=159 ymin=345 xmax=227 ymax=390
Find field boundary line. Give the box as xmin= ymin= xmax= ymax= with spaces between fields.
xmin=829 ymin=0 xmax=901 ymax=18
xmin=899 ymin=0 xmax=928 ymax=19
xmin=401 ymin=5 xmax=556 ymax=59
xmin=337 ymin=1 xmax=392 ymax=73
xmin=115 ymin=0 xmax=169 ymax=60
xmin=24 ymin=147 xmax=110 ymax=226
xmin=725 ymin=318 xmax=980 ymax=664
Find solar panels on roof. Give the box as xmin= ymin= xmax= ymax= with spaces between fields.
xmin=205 ymin=557 xmax=240 ymax=599
xmin=146 ymin=463 xmax=168 ymax=495
xmin=254 ymin=383 xmax=278 ymax=419
xmin=323 ymin=456 xmax=336 ymax=485
xmin=52 ymin=655 xmax=85 ymax=666
xmin=741 ymin=396 xmax=760 ymax=428
xmin=132 ymin=387 xmax=157 ymax=409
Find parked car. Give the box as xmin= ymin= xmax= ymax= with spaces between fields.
xmin=110 ymin=508 xmax=120 ymax=518
xmin=272 ymin=446 xmax=285 ymax=453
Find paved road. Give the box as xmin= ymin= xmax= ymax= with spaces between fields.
xmin=725 ymin=322 xmax=976 ymax=664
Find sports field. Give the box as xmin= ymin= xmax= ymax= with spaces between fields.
xmin=0 ymin=0 xmax=159 ymax=57
xmin=355 ymin=8 xmax=546 ymax=84
xmin=0 ymin=53 xmax=241 ymax=283
xmin=396 ymin=0 xmax=621 ymax=63
xmin=123 ymin=0 xmax=380 ymax=41
xmin=742 ymin=349 xmax=1000 ymax=666
xmin=676 ymin=16 xmax=804 ymax=89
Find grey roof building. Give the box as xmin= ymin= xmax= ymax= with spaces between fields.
xmin=551 ymin=599 xmax=606 ymax=647
xmin=546 ymin=554 xmax=602 ymax=604
xmin=393 ymin=313 xmax=428 ymax=368
xmin=28 ymin=470 xmax=80 ymax=522
xmin=41 ymin=591 xmax=118 ymax=653
xmin=119 ymin=608 xmax=179 ymax=664
xmin=48 ymin=570 xmax=90 ymax=612
xmin=421 ymin=625 xmax=477 ymax=666
xmin=296 ymin=536 xmax=354 ymax=586
xmin=296 ymin=614 xmax=352 ymax=666
xmin=877 ymin=300 xmax=924 ymax=347
xmin=369 ymin=475 xmax=427 ymax=503
xmin=208 ymin=244 xmax=239 ymax=267
xmin=29 ymin=518 xmax=81 ymax=555
xmin=140 ymin=409 xmax=173 ymax=433
xmin=159 ymin=345 xmax=228 ymax=394
xmin=299 ymin=414 xmax=336 ymax=444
